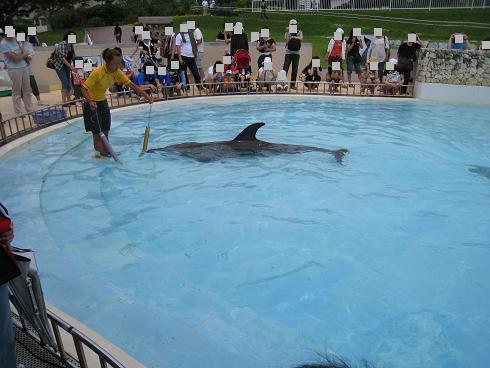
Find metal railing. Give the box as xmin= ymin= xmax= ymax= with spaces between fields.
xmin=0 ymin=81 xmax=414 ymax=147
xmin=251 ymin=0 xmax=489 ymax=11
xmin=13 ymin=307 xmax=126 ymax=368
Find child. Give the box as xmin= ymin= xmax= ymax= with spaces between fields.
xmin=204 ymin=61 xmax=224 ymax=93
xmin=328 ymin=69 xmax=343 ymax=93
xmin=256 ymin=56 xmax=276 ymax=91
xmin=360 ymin=59 xmax=378 ymax=95
xmin=383 ymin=60 xmax=404 ymax=95
xmin=275 ymin=70 xmax=289 ymax=92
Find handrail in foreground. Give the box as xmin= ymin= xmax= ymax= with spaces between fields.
xmin=0 ymin=81 xmax=414 ymax=147
xmin=13 ymin=306 xmax=126 ymax=368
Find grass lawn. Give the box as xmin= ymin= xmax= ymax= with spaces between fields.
xmin=39 ymin=8 xmax=490 ymax=59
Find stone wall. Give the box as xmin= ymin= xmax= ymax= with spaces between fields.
xmin=415 ymin=49 xmax=490 ymax=86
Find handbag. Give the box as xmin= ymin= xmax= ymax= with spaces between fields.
xmin=0 ymin=246 xmax=20 ymax=285
xmin=46 ymin=51 xmax=56 ymax=69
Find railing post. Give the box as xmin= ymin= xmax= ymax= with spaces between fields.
xmin=73 ymin=336 xmax=89 ymax=368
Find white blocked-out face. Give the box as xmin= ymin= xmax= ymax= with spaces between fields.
xmin=334 ymin=32 xmax=342 ymax=41
xmin=454 ymin=34 xmax=463 ymax=44
xmin=225 ymin=23 xmax=233 ymax=32
xmin=28 ymin=27 xmax=37 ymax=36
xmin=142 ymin=31 xmax=151 ymax=40
xmin=234 ymin=26 xmax=243 ymax=34
xmin=312 ymin=59 xmax=320 ymax=68
xmin=75 ymin=60 xmax=84 ymax=69
xmin=68 ymin=34 xmax=77 ymax=44
xmin=216 ymin=63 xmax=224 ymax=73
xmin=251 ymin=32 xmax=259 ymax=42
xmin=370 ymin=61 xmax=378 ymax=71
xmin=180 ymin=24 xmax=188 ymax=33
xmin=260 ymin=28 xmax=269 ymax=38
xmin=187 ymin=21 xmax=195 ymax=30
xmin=165 ymin=27 xmax=174 ymax=36
xmin=353 ymin=28 xmax=361 ymax=37
xmin=83 ymin=62 xmax=93 ymax=72
xmin=16 ymin=33 xmax=25 ymax=42
xmin=146 ymin=66 xmax=154 ymax=75
xmin=135 ymin=26 xmax=143 ymax=35
xmin=264 ymin=61 xmax=273 ymax=71
xmin=223 ymin=56 xmax=232 ymax=65
xmin=289 ymin=25 xmax=297 ymax=34
xmin=332 ymin=62 xmax=341 ymax=71
xmin=482 ymin=41 xmax=490 ymax=50
xmin=386 ymin=62 xmax=395 ymax=71
xmin=171 ymin=61 xmax=180 ymax=70
xmin=374 ymin=28 xmax=383 ymax=37
xmin=158 ymin=67 xmax=166 ymax=75
xmin=5 ymin=26 xmax=15 ymax=38
xmin=408 ymin=33 xmax=416 ymax=43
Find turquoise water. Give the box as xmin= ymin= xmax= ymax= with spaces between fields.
xmin=1 ymin=96 xmax=489 ymax=368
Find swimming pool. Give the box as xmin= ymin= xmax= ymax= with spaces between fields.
xmin=1 ymin=96 xmax=489 ymax=368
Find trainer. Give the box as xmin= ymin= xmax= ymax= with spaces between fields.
xmin=81 ymin=48 xmax=153 ymax=157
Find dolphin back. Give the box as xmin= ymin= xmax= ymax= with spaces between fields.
xmin=233 ymin=122 xmax=265 ymax=141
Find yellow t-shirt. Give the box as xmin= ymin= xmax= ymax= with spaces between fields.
xmin=83 ymin=65 xmax=131 ymax=101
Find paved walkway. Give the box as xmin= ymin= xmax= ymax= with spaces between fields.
xmin=86 ymin=25 xmax=134 ymax=44
xmin=0 ymin=90 xmax=62 ymax=121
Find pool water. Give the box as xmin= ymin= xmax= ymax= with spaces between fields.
xmin=1 ymin=96 xmax=489 ymax=368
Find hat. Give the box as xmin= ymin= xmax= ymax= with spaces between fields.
xmin=389 ymin=58 xmax=398 ymax=64
xmin=235 ymin=22 xmax=243 ymax=28
xmin=289 ymin=19 xmax=297 ymax=25
xmin=335 ymin=28 xmax=344 ymax=34
xmin=264 ymin=57 xmax=272 ymax=63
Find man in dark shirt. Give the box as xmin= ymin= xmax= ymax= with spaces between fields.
xmin=397 ymin=33 xmax=422 ymax=94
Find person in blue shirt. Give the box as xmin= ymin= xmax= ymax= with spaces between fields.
xmin=448 ymin=32 xmax=471 ymax=50
xmin=134 ymin=61 xmax=164 ymax=94
xmin=0 ymin=28 xmax=34 ymax=115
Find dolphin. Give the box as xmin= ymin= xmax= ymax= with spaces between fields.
xmin=148 ymin=123 xmax=349 ymax=163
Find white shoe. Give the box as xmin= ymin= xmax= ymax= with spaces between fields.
xmin=37 ymin=100 xmax=49 ymax=106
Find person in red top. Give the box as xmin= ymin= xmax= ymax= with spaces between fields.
xmin=0 ymin=202 xmax=18 ymax=368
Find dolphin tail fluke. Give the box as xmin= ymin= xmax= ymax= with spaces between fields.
xmin=333 ymin=149 xmax=349 ymax=163
xmin=233 ymin=122 xmax=266 ymax=141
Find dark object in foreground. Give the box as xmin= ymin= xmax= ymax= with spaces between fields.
xmin=148 ymin=122 xmax=349 ymax=163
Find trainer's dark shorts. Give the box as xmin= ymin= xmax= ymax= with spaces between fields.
xmin=83 ymin=100 xmax=111 ymax=133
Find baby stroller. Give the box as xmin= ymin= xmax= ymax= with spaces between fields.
xmin=234 ymin=49 xmax=252 ymax=90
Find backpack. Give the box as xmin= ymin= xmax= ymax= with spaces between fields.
xmin=330 ymin=40 xmax=343 ymax=58
xmin=287 ymin=37 xmax=301 ymax=51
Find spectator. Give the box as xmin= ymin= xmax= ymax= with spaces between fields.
xmin=230 ymin=22 xmax=249 ymax=57
xmin=257 ymin=56 xmax=276 ymax=91
xmin=0 ymin=202 xmax=19 ymax=368
xmin=328 ymin=68 xmax=343 ymax=93
xmin=260 ymin=0 xmax=268 ymax=20
xmin=479 ymin=37 xmax=490 ymax=50
xmin=448 ymin=32 xmax=471 ymax=50
xmin=368 ymin=32 xmax=390 ymax=80
xmin=256 ymin=27 xmax=276 ymax=69
xmin=21 ymin=36 xmax=48 ymax=106
xmin=0 ymin=28 xmax=34 ymax=115
xmin=397 ymin=32 xmax=422 ymax=94
xmin=28 ymin=33 xmax=40 ymax=47
xmin=360 ymin=59 xmax=379 ymax=95
xmin=204 ymin=61 xmax=224 ymax=93
xmin=276 ymin=70 xmax=289 ymax=92
xmin=131 ymin=27 xmax=158 ymax=67
xmin=175 ymin=25 xmax=203 ymax=88
xmin=166 ymin=58 xmax=184 ymax=97
xmin=383 ymin=59 xmax=404 ymax=95
xmin=135 ymin=61 xmax=163 ymax=94
xmin=301 ymin=58 xmax=322 ymax=91
xmin=202 ymin=0 xmax=209 ymax=15
xmin=52 ymin=31 xmax=77 ymax=103
xmin=346 ymin=29 xmax=364 ymax=85
xmin=210 ymin=0 xmax=216 ymax=15
xmin=114 ymin=24 xmax=122 ymax=44
xmin=223 ymin=68 xmax=237 ymax=92
xmin=325 ymin=28 xmax=346 ymax=79
xmin=283 ymin=19 xmax=303 ymax=89
xmin=216 ymin=23 xmax=232 ymax=43
xmin=194 ymin=25 xmax=205 ymax=81
xmin=81 ymin=48 xmax=153 ymax=157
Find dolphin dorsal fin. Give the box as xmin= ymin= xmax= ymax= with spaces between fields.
xmin=233 ymin=122 xmax=265 ymax=141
